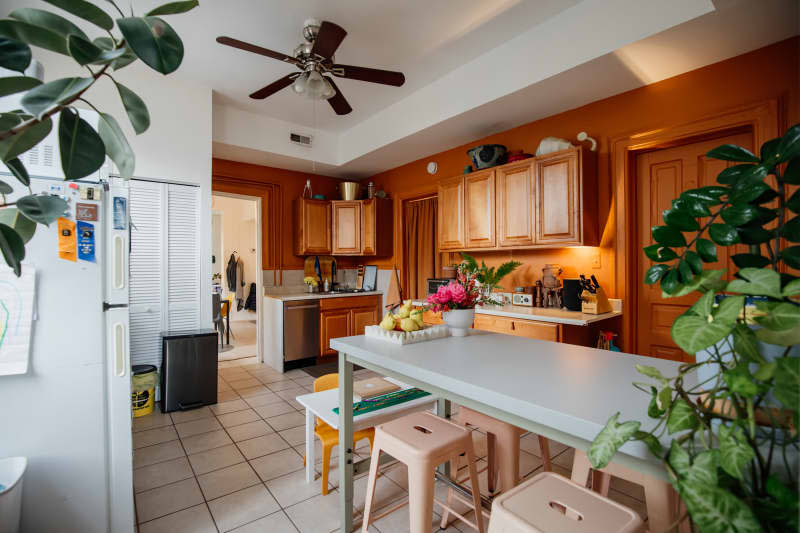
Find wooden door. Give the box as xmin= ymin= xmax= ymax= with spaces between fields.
xmin=464 ymin=170 xmax=496 ymax=248
xmin=295 ymin=199 xmax=331 ymax=255
xmin=320 ymin=309 xmax=350 ymax=357
xmin=351 ymin=306 xmax=378 ymax=335
xmin=438 ymin=176 xmax=465 ymax=250
xmin=534 ymin=150 xmax=580 ymax=245
xmin=332 ymin=201 xmax=362 ymax=255
xmin=497 ymin=162 xmax=535 ymax=247
xmin=635 ymin=132 xmax=752 ymax=361
xmin=361 ymin=199 xmax=377 ymax=255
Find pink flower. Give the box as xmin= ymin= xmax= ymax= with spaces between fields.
xmin=435 ymin=284 xmax=452 ymax=303
xmin=447 ymin=282 xmax=467 ymax=304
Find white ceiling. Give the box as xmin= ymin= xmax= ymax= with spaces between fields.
xmin=3 ymin=0 xmax=797 ymax=179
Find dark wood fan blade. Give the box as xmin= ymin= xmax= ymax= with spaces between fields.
xmin=311 ymin=21 xmax=347 ymax=59
xmin=325 ymin=78 xmax=352 ymax=115
xmin=216 ymin=36 xmax=298 ymax=65
xmin=249 ymin=74 xmax=296 ymax=99
xmin=332 ymin=64 xmax=405 ymax=86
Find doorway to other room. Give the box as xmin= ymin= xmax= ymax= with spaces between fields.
xmin=212 ymin=193 xmax=262 ymax=363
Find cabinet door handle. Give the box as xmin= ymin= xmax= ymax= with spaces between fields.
xmin=511 ymin=321 xmax=515 ymax=331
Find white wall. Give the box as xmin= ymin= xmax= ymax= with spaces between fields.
xmin=0 ymin=49 xmax=213 ymax=532
xmin=213 ymin=194 xmax=258 ymax=321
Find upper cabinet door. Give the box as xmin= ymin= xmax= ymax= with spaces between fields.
xmin=496 ymin=162 xmax=535 ymax=247
xmin=534 ymin=149 xmax=581 ymax=245
xmin=332 ymin=201 xmax=362 ymax=255
xmin=437 ymin=176 xmax=465 ymax=250
xmin=295 ymin=198 xmax=331 ymax=255
xmin=464 ymin=170 xmax=496 ymax=248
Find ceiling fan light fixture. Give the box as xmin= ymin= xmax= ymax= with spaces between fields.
xmin=304 ymin=70 xmax=327 ymax=99
xmin=292 ymin=72 xmax=308 ymax=94
xmin=320 ymin=78 xmax=336 ymax=100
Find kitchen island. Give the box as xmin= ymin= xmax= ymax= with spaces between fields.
xmin=331 ymin=330 xmax=685 ymax=532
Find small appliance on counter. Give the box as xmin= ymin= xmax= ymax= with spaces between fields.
xmin=562 ymin=279 xmax=583 ymax=311
xmin=540 ymin=264 xmax=563 ymax=309
xmin=512 ymin=286 xmax=534 ymax=307
xmin=427 ymin=278 xmax=452 ymax=295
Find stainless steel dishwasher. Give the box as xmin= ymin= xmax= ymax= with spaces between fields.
xmin=283 ymin=300 xmax=320 ymax=363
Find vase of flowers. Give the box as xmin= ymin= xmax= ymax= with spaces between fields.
xmin=426 ymin=253 xmax=520 ymax=336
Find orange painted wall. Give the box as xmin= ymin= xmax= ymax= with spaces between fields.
xmin=212 ymin=159 xmax=352 ymax=270
xmin=366 ymin=37 xmax=799 ymax=295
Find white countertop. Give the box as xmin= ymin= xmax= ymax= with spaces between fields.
xmin=265 ymin=290 xmax=383 ymax=302
xmin=475 ymin=303 xmax=622 ymax=325
xmin=411 ymin=300 xmax=622 ymax=326
xmin=330 ymin=331 xmax=687 ymax=468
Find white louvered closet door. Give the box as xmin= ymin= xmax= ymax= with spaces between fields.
xmin=129 ymin=180 xmax=201 ymax=371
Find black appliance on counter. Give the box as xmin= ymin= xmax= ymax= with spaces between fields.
xmin=161 ymin=329 xmax=218 ymax=413
xmin=562 ymin=279 xmax=584 ymax=312
xmin=427 ymin=278 xmax=452 ymax=295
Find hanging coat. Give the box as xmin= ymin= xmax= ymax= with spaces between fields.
xmin=236 ymin=257 xmax=245 ymax=310
xmin=244 ymin=283 xmax=257 ymax=311
xmin=226 ymin=254 xmax=237 ymax=291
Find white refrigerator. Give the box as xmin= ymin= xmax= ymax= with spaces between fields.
xmin=0 ymin=173 xmax=134 ymax=533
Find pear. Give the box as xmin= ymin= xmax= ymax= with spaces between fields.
xmin=400 ymin=317 xmax=420 ymax=332
xmin=395 ymin=304 xmax=411 ymax=319
xmin=410 ymin=309 xmax=424 ymax=328
xmin=379 ymin=312 xmax=396 ymax=331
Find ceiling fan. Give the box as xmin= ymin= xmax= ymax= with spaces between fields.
xmin=216 ymin=19 xmax=406 ymax=115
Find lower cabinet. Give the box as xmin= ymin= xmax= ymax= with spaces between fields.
xmin=319 ymin=295 xmax=381 ymax=359
xmin=472 ymin=314 xmax=561 ymax=342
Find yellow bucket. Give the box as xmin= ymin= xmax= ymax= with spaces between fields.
xmin=132 ymin=365 xmax=158 ymax=418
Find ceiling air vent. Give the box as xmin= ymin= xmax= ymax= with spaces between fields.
xmin=289 ymin=132 xmax=313 ymax=147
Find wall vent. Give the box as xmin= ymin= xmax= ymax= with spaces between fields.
xmin=289 ymin=132 xmax=313 ymax=147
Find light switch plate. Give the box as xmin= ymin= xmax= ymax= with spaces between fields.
xmin=592 ymin=252 xmax=601 ymax=269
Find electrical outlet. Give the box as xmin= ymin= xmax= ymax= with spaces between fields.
xmin=592 ymin=253 xmax=601 ymax=269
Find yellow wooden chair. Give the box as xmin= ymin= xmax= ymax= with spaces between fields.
xmin=310 ymin=373 xmax=375 ymax=495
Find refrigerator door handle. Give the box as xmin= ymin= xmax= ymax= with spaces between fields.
xmin=113 ymin=322 xmax=127 ymax=377
xmin=113 ymin=235 xmax=125 ymax=289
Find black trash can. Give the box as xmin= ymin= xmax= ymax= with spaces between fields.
xmin=160 ymin=329 xmax=218 ymax=413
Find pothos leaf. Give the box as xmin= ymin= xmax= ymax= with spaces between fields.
xmin=718 ymin=424 xmax=755 ymax=480
xmin=774 ymin=357 xmax=799 ymax=409
xmin=588 ymin=413 xmax=640 ymax=469
xmin=677 ymin=480 xmax=761 ymax=533
xmin=667 ymin=399 xmax=699 ymax=434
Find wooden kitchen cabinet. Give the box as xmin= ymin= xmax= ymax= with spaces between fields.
xmin=352 ymin=306 xmax=379 ymax=335
xmin=319 ymin=295 xmax=381 ymax=359
xmin=438 ymin=175 xmax=465 ymax=250
xmin=534 ymin=147 xmax=596 ymax=246
xmin=473 ymin=314 xmax=561 ymax=342
xmin=360 ymin=198 xmax=393 ymax=256
xmin=320 ymin=309 xmax=351 ymax=357
xmin=496 ymin=162 xmax=535 ymax=247
xmin=294 ymin=198 xmax=331 ymax=255
xmin=436 ymin=146 xmax=596 ymax=251
xmin=464 ymin=170 xmax=496 ymax=248
xmin=323 ymin=198 xmax=393 ymax=256
xmin=332 ymin=201 xmax=362 ymax=255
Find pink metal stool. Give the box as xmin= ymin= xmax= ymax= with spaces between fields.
xmin=457 ymin=407 xmax=552 ymax=493
xmin=487 ymin=471 xmax=645 ymax=533
xmin=362 ymin=411 xmax=486 ymax=533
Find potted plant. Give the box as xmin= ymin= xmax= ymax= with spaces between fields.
xmin=426 ymin=253 xmax=520 ymax=336
xmin=0 ymin=0 xmax=198 ymax=276
xmin=589 ymin=124 xmax=799 ymax=532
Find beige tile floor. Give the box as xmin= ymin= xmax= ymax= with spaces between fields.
xmin=132 ymin=357 xmax=648 ymax=532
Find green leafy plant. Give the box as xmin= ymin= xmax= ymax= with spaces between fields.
xmin=0 ymin=0 xmax=199 ymax=276
xmin=459 ymin=251 xmax=521 ymax=294
xmin=590 ymin=124 xmax=800 ymax=532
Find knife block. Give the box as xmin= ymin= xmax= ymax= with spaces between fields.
xmin=582 ymin=286 xmax=613 ymax=314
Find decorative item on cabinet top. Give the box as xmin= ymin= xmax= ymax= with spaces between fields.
xmin=294 ymin=197 xmax=392 ymax=257
xmin=466 ymin=144 xmax=507 ymax=169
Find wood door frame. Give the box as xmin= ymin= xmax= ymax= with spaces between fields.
xmin=611 ymin=100 xmax=779 ymax=354
xmin=213 ymin=173 xmax=282 ymax=285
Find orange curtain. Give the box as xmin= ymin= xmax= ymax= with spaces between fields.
xmin=404 ymin=198 xmax=438 ymax=299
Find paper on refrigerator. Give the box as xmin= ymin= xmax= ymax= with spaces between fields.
xmin=0 ymin=265 xmax=35 ymax=375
